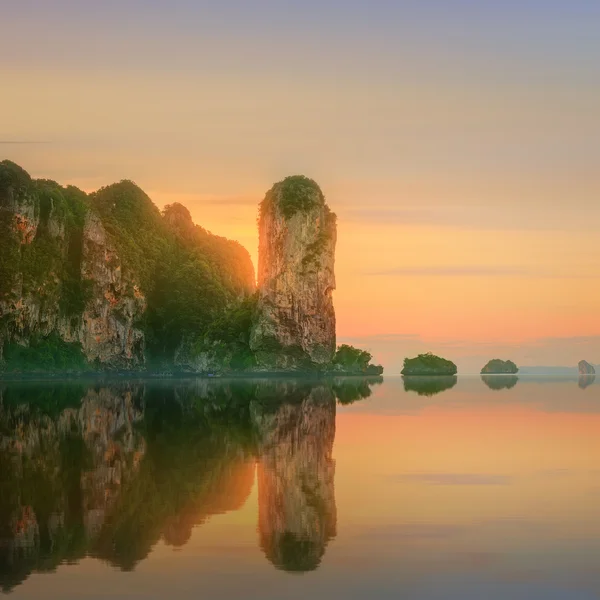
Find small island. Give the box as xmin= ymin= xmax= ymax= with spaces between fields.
xmin=578 ymin=360 xmax=596 ymax=375
xmin=480 ymin=359 xmax=519 ymax=375
xmin=401 ymin=353 xmax=457 ymax=376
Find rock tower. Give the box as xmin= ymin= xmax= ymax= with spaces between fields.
xmin=250 ymin=176 xmax=337 ymax=369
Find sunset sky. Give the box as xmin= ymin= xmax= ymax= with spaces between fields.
xmin=2 ymin=1 xmax=599 ymax=370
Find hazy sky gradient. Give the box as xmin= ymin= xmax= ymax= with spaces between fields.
xmin=2 ymin=1 xmax=599 ymax=368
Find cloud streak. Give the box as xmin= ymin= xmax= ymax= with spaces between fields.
xmin=392 ymin=473 xmax=513 ymax=486
xmin=364 ymin=265 xmax=596 ymax=278
xmin=0 ymin=141 xmax=50 ymax=145
xmin=341 ymin=206 xmax=600 ymax=233
xmin=366 ymin=266 xmax=529 ymax=277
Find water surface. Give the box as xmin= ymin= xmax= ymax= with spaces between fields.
xmin=1 ymin=375 xmax=599 ymax=599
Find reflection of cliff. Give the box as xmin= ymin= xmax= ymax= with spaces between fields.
xmin=0 ymin=377 xmax=378 ymax=589
xmin=252 ymin=384 xmax=337 ymax=572
xmin=92 ymin=385 xmax=255 ymax=569
xmin=0 ymin=382 xmax=256 ymax=589
xmin=403 ymin=376 xmax=457 ymax=397
xmin=578 ymin=375 xmax=596 ymax=390
xmin=481 ymin=375 xmax=519 ymax=391
xmin=0 ymin=384 xmax=145 ymax=592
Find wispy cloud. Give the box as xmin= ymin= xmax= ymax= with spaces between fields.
xmin=0 ymin=141 xmax=50 ymax=144
xmin=341 ymin=206 xmax=600 ymax=232
xmin=365 ymin=266 xmax=530 ymax=277
xmin=357 ymin=523 xmax=467 ymax=540
xmin=392 ymin=473 xmax=513 ymax=486
xmin=199 ymin=195 xmax=258 ymax=206
xmin=364 ymin=265 xmax=597 ymax=278
xmin=339 ymin=333 xmax=420 ymax=342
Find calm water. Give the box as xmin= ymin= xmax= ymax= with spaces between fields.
xmin=1 ymin=375 xmax=599 ymax=599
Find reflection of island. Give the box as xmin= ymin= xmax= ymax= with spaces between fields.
xmin=332 ymin=376 xmax=383 ymax=405
xmin=578 ymin=375 xmax=596 ymax=390
xmin=481 ymin=375 xmax=519 ymax=391
xmin=252 ymin=384 xmax=337 ymax=572
xmin=0 ymin=377 xmax=376 ymax=589
xmin=402 ymin=376 xmax=457 ymax=397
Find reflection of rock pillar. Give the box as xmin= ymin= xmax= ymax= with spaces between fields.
xmin=254 ymin=386 xmax=337 ymax=572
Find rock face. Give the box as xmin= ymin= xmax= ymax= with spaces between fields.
xmin=0 ymin=162 xmax=145 ymax=368
xmin=250 ymin=176 xmax=337 ymax=369
xmin=78 ymin=212 xmax=146 ymax=366
xmin=0 ymin=161 xmax=255 ymax=371
xmin=252 ymin=383 xmax=337 ymax=572
xmin=578 ymin=360 xmax=596 ymax=375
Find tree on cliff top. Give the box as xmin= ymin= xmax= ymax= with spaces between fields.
xmin=260 ymin=175 xmax=328 ymax=220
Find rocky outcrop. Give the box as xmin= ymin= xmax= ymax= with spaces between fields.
xmin=250 ymin=176 xmax=337 ymax=369
xmin=578 ymin=360 xmax=596 ymax=375
xmin=252 ymin=384 xmax=337 ymax=572
xmin=0 ymin=210 xmax=145 ymax=368
xmin=0 ymin=162 xmax=146 ymax=368
xmin=1 ymin=162 xmax=256 ymax=371
xmin=78 ymin=212 xmax=145 ymax=366
xmin=0 ymin=165 xmax=70 ymax=351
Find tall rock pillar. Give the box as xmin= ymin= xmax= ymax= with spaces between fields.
xmin=250 ymin=176 xmax=337 ymax=370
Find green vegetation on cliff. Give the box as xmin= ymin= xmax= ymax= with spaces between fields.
xmin=0 ymin=165 xmax=256 ymax=371
xmin=480 ymin=359 xmax=518 ymax=374
xmin=260 ymin=175 xmax=326 ymax=220
xmin=90 ymin=185 xmax=255 ymax=361
xmin=1 ymin=163 xmax=381 ymax=376
xmin=0 ymin=161 xmax=91 ymax=314
xmin=401 ymin=353 xmax=457 ymax=376
xmin=2 ymin=334 xmax=87 ymax=373
xmin=178 ymin=294 xmax=260 ymax=372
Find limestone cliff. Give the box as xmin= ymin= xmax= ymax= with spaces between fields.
xmin=0 ymin=162 xmax=146 ymax=368
xmin=78 ymin=212 xmax=146 ymax=366
xmin=252 ymin=383 xmax=337 ymax=571
xmin=0 ymin=161 xmax=255 ymax=371
xmin=250 ymin=176 xmax=337 ymax=369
